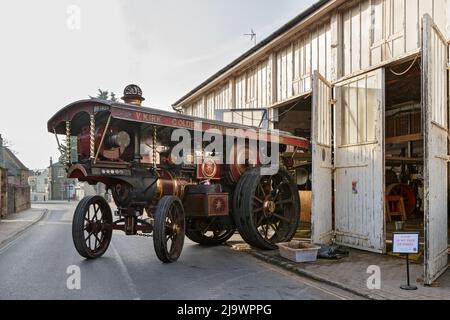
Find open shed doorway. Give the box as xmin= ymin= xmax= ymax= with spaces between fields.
xmin=274 ymin=95 xmax=313 ymax=241
xmin=384 ymin=58 xmax=425 ymax=258
xmin=384 ymin=57 xmax=449 ymax=262
xmin=385 ymin=53 xmax=450 ymax=282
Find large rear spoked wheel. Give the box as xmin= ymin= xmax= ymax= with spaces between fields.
xmin=233 ymin=168 xmax=300 ymax=250
xmin=153 ymin=196 xmax=185 ymax=263
xmin=72 ymin=196 xmax=113 ymax=259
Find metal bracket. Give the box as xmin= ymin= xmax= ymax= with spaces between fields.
xmin=435 ymin=155 xmax=450 ymax=162
xmin=94 ymin=115 xmax=112 ymax=165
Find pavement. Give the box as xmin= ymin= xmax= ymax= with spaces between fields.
xmin=0 ymin=202 xmax=361 ymax=300
xmin=0 ymin=207 xmax=47 ymax=247
xmin=241 ymin=241 xmax=450 ymax=300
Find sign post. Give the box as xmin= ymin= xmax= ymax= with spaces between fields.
xmin=393 ymin=232 xmax=420 ymax=291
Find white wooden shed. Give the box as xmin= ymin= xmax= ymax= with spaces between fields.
xmin=173 ymin=0 xmax=450 ymax=285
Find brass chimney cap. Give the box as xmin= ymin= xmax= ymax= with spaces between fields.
xmin=121 ymin=84 xmax=145 ymax=105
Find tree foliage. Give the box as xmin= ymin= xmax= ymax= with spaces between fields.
xmin=90 ymin=89 xmax=117 ymax=102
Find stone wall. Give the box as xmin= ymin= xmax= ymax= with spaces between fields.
xmin=1 ymin=172 xmax=31 ymax=215
xmin=14 ymin=186 xmax=31 ymax=213
xmin=0 ymin=168 xmax=7 ymax=218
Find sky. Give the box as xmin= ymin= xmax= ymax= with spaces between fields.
xmin=0 ymin=0 xmax=316 ymax=170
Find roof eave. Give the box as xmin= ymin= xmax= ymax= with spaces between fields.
xmin=172 ymin=0 xmax=334 ymax=108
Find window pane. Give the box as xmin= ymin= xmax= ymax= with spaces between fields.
xmin=357 ymin=78 xmax=367 ymax=143
xmin=341 ymin=85 xmax=349 ymax=145
xmin=348 ymin=81 xmax=358 ymax=145
xmin=366 ymin=74 xmax=377 ymax=142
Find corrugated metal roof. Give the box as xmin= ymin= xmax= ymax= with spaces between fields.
xmin=172 ymin=0 xmax=331 ymax=108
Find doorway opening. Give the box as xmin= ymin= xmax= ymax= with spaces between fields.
xmin=384 ymin=57 xmax=427 ymax=258
xmin=275 ymin=95 xmax=313 ymax=241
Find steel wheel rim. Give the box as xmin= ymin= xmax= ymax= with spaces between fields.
xmin=83 ymin=202 xmax=109 ymax=254
xmin=164 ymin=203 xmax=184 ymax=259
xmin=252 ymin=174 xmax=295 ymax=243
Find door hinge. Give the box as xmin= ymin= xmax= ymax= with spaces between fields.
xmin=330 ymin=99 xmax=337 ymax=106
xmin=435 ymin=155 xmax=450 ymax=162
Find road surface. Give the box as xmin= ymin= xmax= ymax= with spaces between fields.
xmin=0 ymin=202 xmax=361 ymax=300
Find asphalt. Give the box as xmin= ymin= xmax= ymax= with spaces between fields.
xmin=0 ymin=202 xmax=362 ymax=300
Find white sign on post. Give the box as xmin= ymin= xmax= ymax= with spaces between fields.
xmin=393 ymin=232 xmax=420 ymax=254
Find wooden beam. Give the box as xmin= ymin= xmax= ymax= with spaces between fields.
xmin=385 ymin=156 xmax=423 ymax=164
xmin=385 ymin=133 xmax=422 ymax=145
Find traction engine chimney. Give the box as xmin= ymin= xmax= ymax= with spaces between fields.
xmin=121 ymin=84 xmax=145 ymax=106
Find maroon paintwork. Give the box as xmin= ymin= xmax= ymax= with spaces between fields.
xmin=47 ymin=99 xmax=310 ymax=150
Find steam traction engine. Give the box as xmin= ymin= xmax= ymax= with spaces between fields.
xmin=47 ymin=85 xmax=309 ymax=263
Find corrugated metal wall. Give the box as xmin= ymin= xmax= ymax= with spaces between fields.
xmin=181 ymin=0 xmax=448 ymax=125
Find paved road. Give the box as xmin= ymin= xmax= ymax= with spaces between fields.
xmin=0 ymin=202 xmax=361 ymax=300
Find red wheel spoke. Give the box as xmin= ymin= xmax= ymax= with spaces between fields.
xmin=256 ymin=215 xmax=265 ymax=227
xmin=273 ymin=189 xmax=281 ymax=202
xmin=258 ymin=183 xmax=266 ymax=197
xmin=94 ymin=234 xmax=99 ymax=249
xmin=253 ymin=207 xmax=263 ymax=214
xmin=264 ymin=224 xmax=269 ymax=238
xmin=93 ymin=204 xmax=100 ymax=221
xmin=269 ymin=223 xmax=278 ymax=233
xmin=253 ymin=196 xmax=263 ymax=204
xmin=85 ymin=232 xmax=93 ymax=242
xmin=276 ymin=199 xmax=293 ymax=206
xmin=166 ymin=233 xmax=174 ymax=241
xmin=86 ymin=232 xmax=92 ymax=249
xmin=272 ymin=213 xmax=290 ymax=223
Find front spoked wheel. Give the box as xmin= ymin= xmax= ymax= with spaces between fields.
xmin=72 ymin=196 xmax=113 ymax=259
xmin=153 ymin=196 xmax=185 ymax=263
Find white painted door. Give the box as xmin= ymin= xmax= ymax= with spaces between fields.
xmin=311 ymin=71 xmax=333 ymax=245
xmin=334 ymin=69 xmax=385 ymax=253
xmin=422 ymin=14 xmax=449 ymax=285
